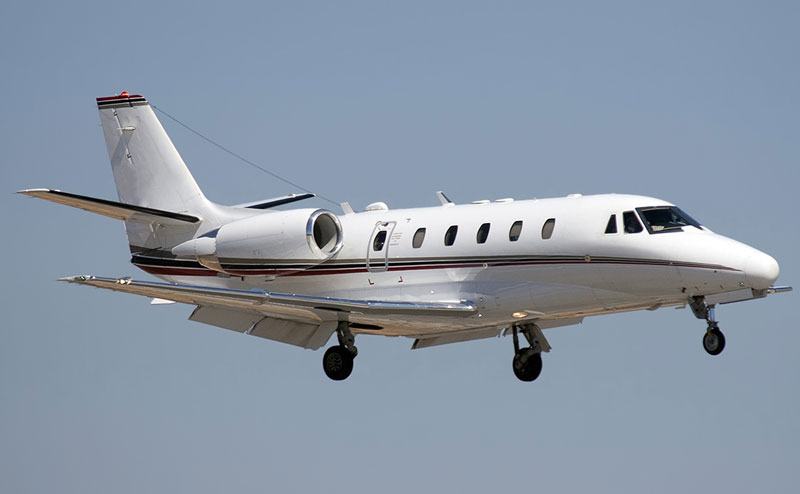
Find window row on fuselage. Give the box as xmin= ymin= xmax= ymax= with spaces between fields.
xmin=369 ymin=205 xmax=705 ymax=253
xmin=373 ymin=218 xmax=557 ymax=252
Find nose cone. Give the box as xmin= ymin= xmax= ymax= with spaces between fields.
xmin=745 ymin=251 xmax=780 ymax=289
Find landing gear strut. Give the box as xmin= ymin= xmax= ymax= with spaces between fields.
xmin=322 ymin=322 xmax=358 ymax=381
xmin=511 ymin=324 xmax=549 ymax=382
xmin=690 ymin=296 xmax=726 ymax=356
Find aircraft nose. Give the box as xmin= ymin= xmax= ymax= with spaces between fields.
xmin=745 ymin=251 xmax=780 ymax=289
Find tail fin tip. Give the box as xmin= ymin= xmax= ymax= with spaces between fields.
xmin=96 ymin=91 xmax=148 ymax=109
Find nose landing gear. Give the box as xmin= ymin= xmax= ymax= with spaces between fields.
xmin=690 ymin=297 xmax=726 ymax=356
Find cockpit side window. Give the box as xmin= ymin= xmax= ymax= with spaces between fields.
xmin=637 ymin=206 xmax=702 ymax=233
xmin=604 ymin=214 xmax=617 ymax=234
xmin=623 ymin=211 xmax=643 ymax=234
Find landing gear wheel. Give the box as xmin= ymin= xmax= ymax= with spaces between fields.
xmin=512 ymin=348 xmax=543 ymax=382
xmin=703 ymin=328 xmax=726 ymax=356
xmin=323 ymin=345 xmax=354 ymax=381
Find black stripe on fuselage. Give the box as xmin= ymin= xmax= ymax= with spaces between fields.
xmin=131 ymin=252 xmax=739 ymax=276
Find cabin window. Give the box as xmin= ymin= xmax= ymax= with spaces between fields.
xmin=636 ymin=206 xmax=702 ymax=233
xmin=509 ymin=221 xmax=523 ymax=241
xmin=541 ymin=218 xmax=556 ymax=239
xmin=605 ymin=214 xmax=617 ymax=234
xmin=623 ymin=211 xmax=643 ymax=233
xmin=476 ymin=223 xmax=490 ymax=244
xmin=412 ymin=228 xmax=426 ymax=248
xmin=373 ymin=230 xmax=387 ymax=251
xmin=444 ymin=225 xmax=458 ymax=246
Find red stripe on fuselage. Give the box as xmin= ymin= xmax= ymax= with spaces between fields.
xmin=135 ymin=259 xmax=740 ymax=278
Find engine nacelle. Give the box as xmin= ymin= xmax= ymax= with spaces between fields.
xmin=173 ymin=208 xmax=343 ymax=276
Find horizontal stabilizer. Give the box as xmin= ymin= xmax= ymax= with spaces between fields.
xmin=17 ymin=189 xmax=200 ymax=224
xmin=234 ymin=193 xmax=316 ymax=210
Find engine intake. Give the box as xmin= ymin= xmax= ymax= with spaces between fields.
xmin=307 ymin=209 xmax=343 ymax=256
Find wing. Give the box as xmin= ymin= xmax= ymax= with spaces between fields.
xmin=61 ymin=275 xmax=478 ymax=349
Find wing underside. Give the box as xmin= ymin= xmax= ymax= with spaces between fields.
xmin=60 ymin=275 xmax=480 ymax=349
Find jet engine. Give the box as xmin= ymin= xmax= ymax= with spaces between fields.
xmin=172 ymin=209 xmax=343 ymax=276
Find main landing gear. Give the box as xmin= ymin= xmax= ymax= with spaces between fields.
xmin=511 ymin=323 xmax=550 ymax=382
xmin=322 ymin=322 xmax=358 ymax=381
xmin=690 ymin=296 xmax=726 ymax=356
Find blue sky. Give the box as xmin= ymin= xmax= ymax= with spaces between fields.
xmin=2 ymin=1 xmax=798 ymax=492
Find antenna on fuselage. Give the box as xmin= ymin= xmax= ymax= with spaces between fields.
xmin=436 ymin=191 xmax=455 ymax=207
xmin=339 ymin=202 xmax=355 ymax=215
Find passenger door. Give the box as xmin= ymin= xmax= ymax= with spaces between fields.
xmin=367 ymin=221 xmax=396 ymax=273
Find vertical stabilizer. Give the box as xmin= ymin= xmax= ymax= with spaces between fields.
xmin=96 ymin=93 xmax=209 ymax=214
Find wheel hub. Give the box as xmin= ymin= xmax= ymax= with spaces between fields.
xmin=326 ymin=352 xmax=344 ymax=371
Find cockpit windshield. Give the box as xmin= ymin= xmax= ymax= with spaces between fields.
xmin=636 ymin=206 xmax=702 ymax=233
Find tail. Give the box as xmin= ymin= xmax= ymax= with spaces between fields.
xmin=20 ymin=92 xmax=302 ymax=266
xmin=97 ymin=92 xmax=210 ymax=214
xmin=94 ymin=92 xmax=240 ymax=257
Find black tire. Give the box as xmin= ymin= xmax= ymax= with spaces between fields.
xmin=512 ymin=348 xmax=543 ymax=382
xmin=323 ymin=345 xmax=354 ymax=381
xmin=703 ymin=329 xmax=726 ymax=356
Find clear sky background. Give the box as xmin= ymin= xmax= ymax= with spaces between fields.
xmin=2 ymin=1 xmax=798 ymax=492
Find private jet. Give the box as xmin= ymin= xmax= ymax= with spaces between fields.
xmin=18 ymin=92 xmax=791 ymax=382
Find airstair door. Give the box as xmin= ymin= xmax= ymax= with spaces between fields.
xmin=367 ymin=222 xmax=396 ymax=273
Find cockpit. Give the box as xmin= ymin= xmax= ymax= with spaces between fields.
xmin=606 ymin=206 xmax=703 ymax=235
xmin=638 ymin=206 xmax=702 ymax=233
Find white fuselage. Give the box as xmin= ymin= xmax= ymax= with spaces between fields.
xmin=138 ymin=193 xmax=779 ymax=338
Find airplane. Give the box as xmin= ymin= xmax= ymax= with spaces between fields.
xmin=18 ymin=91 xmax=791 ymax=382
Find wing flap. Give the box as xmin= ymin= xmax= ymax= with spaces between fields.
xmin=412 ymin=326 xmax=502 ymax=349
xmin=189 ymin=306 xmax=262 ymax=332
xmin=189 ymin=306 xmax=335 ymax=349
xmin=250 ymin=318 xmax=336 ymax=349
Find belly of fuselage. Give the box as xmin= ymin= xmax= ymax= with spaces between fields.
xmin=143 ymin=259 xmax=711 ymax=323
